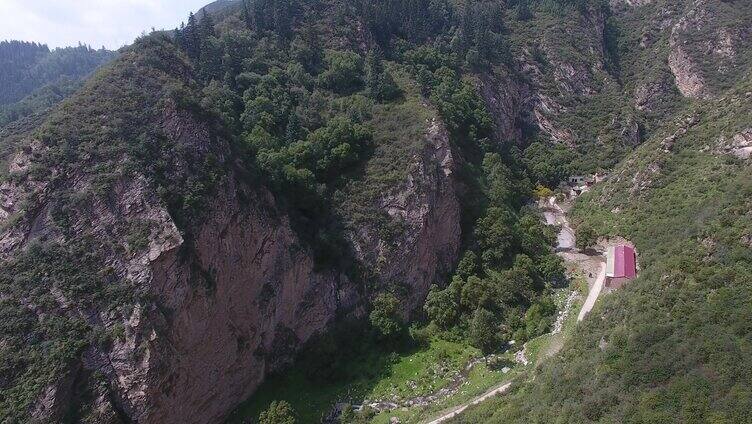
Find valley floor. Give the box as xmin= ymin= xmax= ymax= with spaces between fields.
xmin=230 ymin=195 xmax=608 ymax=424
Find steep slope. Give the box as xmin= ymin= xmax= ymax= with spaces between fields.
xmin=0 ymin=8 xmax=465 ymax=423
xmin=447 ymin=0 xmax=752 ymax=422
xmin=452 ymin=72 xmax=752 ymax=424
xmin=474 ymin=0 xmax=642 ymax=185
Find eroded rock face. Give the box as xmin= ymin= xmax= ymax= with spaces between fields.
xmin=668 ymin=43 xmax=708 ymax=99
xmin=30 ymin=364 xmax=80 ymax=423
xmin=478 ymin=61 xmax=579 ymax=147
xmin=667 ymin=0 xmax=748 ymax=100
xmin=476 ymin=5 xmax=610 ymax=147
xmin=478 ymin=71 xmax=526 ymax=143
xmin=667 ymin=2 xmax=708 ymax=98
xmin=2 ymin=92 xmax=461 ymax=422
xmin=634 ymin=79 xmax=673 ymax=112
xmin=96 ymin=107 xmax=359 ymax=423
xmin=135 ymin=179 xmax=354 ymax=424
xmin=348 ymin=116 xmax=461 ymax=315
xmin=609 ymin=0 xmax=653 ymax=8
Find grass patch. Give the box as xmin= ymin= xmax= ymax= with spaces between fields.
xmin=335 ymin=65 xmax=434 ymax=235
xmin=228 ymin=338 xmax=482 ymax=423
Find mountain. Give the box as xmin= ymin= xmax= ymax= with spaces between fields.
xmin=448 ymin=0 xmax=752 ymax=422
xmin=0 ymin=41 xmax=116 ymax=106
xmin=0 ymin=41 xmax=116 ymax=132
xmin=0 ymin=0 xmax=750 ymax=423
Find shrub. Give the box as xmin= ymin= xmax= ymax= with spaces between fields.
xmin=424 ymin=285 xmax=459 ymax=329
xmin=470 ymin=308 xmax=501 ymax=355
xmin=369 ymin=292 xmax=403 ymax=339
xmin=259 ymin=400 xmax=296 ymax=424
xmin=318 ymin=50 xmax=364 ymax=94
xmin=575 ymin=224 xmax=598 ymax=251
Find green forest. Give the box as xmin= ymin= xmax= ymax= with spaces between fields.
xmin=0 ymin=41 xmax=115 ymax=125
xmin=0 ymin=0 xmax=751 ymax=422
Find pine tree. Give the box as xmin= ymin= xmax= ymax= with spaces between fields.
xmin=200 ymin=10 xmax=216 ymax=39
xmin=364 ymin=49 xmax=383 ymax=98
xmin=174 ymin=23 xmax=185 ymax=51
xmin=242 ymin=0 xmax=254 ymax=29
xmin=284 ymin=113 xmax=302 ymax=143
xmin=184 ymin=12 xmax=201 ymax=59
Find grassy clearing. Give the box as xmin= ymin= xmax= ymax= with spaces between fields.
xmin=335 ymin=65 xmax=434 ymax=234
xmin=228 ymin=338 xmax=482 ymax=423
xmin=369 ymin=361 xmax=517 ymax=424
xmin=230 ymin=285 xmax=584 ymax=424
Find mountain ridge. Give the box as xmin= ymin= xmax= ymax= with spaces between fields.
xmin=0 ymin=0 xmax=750 ymax=422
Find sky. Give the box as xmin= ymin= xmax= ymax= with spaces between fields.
xmin=0 ymin=0 xmax=213 ymax=49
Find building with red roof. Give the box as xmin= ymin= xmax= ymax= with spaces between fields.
xmin=605 ymin=245 xmax=637 ymax=289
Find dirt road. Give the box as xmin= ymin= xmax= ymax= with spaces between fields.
xmin=543 ymin=197 xmax=575 ymax=250
xmin=577 ymin=264 xmax=605 ymax=321
xmin=420 ymin=197 xmax=607 ymax=423
xmin=543 ymin=196 xmax=607 ymax=321
xmin=424 ymin=382 xmax=512 ymax=424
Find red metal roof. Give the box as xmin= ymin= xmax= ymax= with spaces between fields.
xmin=613 ymin=245 xmax=636 ymax=279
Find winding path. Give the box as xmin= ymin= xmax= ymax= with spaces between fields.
xmin=394 ymin=197 xmax=608 ymax=424
xmin=424 ymin=382 xmax=513 ymax=424
xmin=544 ymin=196 xmax=607 ymax=322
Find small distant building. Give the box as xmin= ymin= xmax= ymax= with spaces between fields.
xmin=568 ymin=176 xmax=586 ymax=186
xmin=605 ymin=245 xmax=637 ymax=289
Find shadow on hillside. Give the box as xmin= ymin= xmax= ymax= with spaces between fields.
xmin=226 ymin=327 xmax=422 ymax=423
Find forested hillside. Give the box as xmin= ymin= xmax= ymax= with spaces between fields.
xmin=0 ymin=0 xmax=750 ymax=422
xmin=450 ymin=75 xmax=752 ymax=424
xmin=0 ymin=41 xmax=116 ymax=126
xmin=449 ymin=0 xmax=752 ymax=422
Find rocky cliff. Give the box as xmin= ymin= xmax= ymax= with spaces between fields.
xmin=347 ymin=116 xmax=461 ymax=313
xmin=0 ymin=30 xmax=462 ymax=421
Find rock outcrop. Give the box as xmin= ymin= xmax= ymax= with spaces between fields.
xmin=715 ymin=128 xmax=752 ymax=159
xmin=667 ymin=0 xmax=751 ymax=100
xmin=347 ymin=116 xmax=461 ymax=314
xmin=668 ymin=42 xmax=708 ymax=100
xmin=476 ymin=5 xmax=611 ymax=147
xmin=0 ymin=79 xmax=462 ymax=422
xmin=131 ymin=178 xmax=354 ymax=423
xmin=610 ymin=0 xmax=653 ymax=6
xmin=478 ymin=71 xmax=526 ymax=144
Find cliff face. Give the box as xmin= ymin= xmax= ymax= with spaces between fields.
xmin=617 ymin=0 xmax=752 ymax=107
xmin=347 ymin=116 xmax=461 ymax=314
xmin=100 ymin=106 xmax=359 ymax=423
xmin=476 ymin=3 xmax=615 ymax=147
xmin=107 ymin=111 xmax=458 ymax=423
xmin=0 ymin=101 xmax=350 ymax=422
xmin=0 ymin=36 xmax=462 ymax=421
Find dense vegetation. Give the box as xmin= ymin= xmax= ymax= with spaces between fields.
xmin=448 ymin=22 xmax=752 ymax=424
xmin=0 ymin=41 xmax=115 ymax=106
xmin=2 ymin=0 xmax=751 ymax=422
xmin=0 ymin=77 xmax=84 ymax=127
